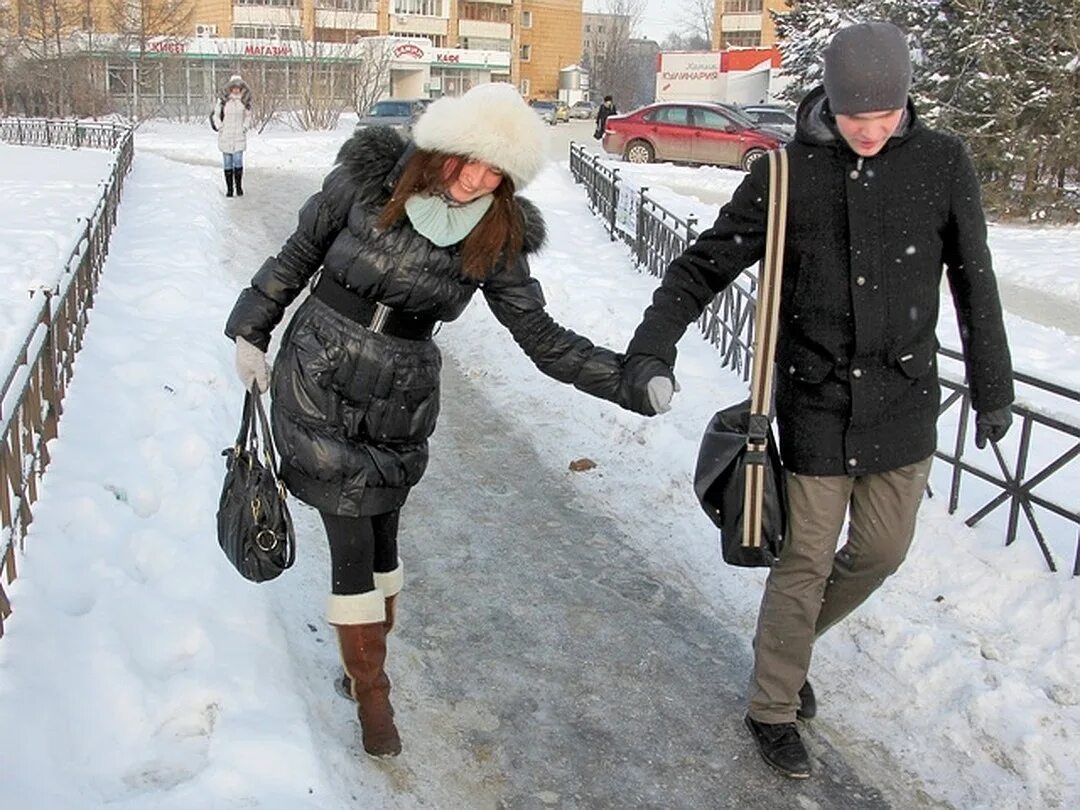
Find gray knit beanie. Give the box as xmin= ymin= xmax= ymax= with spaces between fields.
xmin=823 ymin=22 xmax=912 ymax=115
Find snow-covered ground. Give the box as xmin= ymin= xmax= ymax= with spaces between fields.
xmin=0 ymin=123 xmax=1076 ymax=809
xmin=0 ymin=143 xmax=118 ymax=358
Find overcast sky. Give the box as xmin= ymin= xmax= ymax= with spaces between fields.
xmin=583 ymin=0 xmax=688 ymax=45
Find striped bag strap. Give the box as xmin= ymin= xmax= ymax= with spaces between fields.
xmin=743 ymin=149 xmax=791 ymax=550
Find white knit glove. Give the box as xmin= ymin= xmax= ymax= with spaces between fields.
xmin=235 ymin=336 xmax=270 ymax=393
xmin=646 ymin=376 xmax=676 ymax=414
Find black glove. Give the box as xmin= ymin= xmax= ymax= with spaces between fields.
xmin=618 ymin=354 xmax=676 ymax=416
xmin=975 ymin=406 xmax=1013 ymax=449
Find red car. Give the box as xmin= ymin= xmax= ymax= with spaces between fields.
xmin=601 ymin=101 xmax=786 ymax=171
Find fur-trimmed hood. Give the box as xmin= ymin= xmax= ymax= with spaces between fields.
xmin=334 ymin=125 xmax=547 ymax=254
xmin=218 ymin=75 xmax=253 ymax=108
xmin=411 ymin=83 xmax=548 ymax=189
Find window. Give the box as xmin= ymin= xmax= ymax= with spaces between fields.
xmin=232 ymin=24 xmax=303 ymax=39
xmin=459 ymin=3 xmax=509 ymax=22
xmin=584 ymin=24 xmax=590 ymax=32
xmin=317 ymin=0 xmax=377 ymax=9
xmin=693 ymin=108 xmax=736 ymax=131
xmin=723 ymin=0 xmax=763 ymax=12
xmin=519 ymin=79 xmax=530 ymax=96
xmin=521 ymin=11 xmax=532 ymax=28
xmin=724 ymin=31 xmax=763 ymax=47
xmin=393 ymin=0 xmax=444 ymax=15
xmin=520 ymin=44 xmax=531 ymax=62
xmin=645 ymin=106 xmax=690 ymax=126
xmin=461 ymin=37 xmax=511 ymax=51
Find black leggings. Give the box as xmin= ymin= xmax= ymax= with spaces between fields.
xmin=320 ymin=510 xmax=400 ymax=595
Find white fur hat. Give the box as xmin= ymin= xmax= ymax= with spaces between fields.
xmin=412 ymin=83 xmax=548 ymax=189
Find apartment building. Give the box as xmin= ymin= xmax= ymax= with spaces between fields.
xmin=712 ymin=0 xmax=784 ymax=48
xmin=8 ymin=0 xmax=584 ymax=114
xmin=518 ymin=0 xmax=581 ymax=99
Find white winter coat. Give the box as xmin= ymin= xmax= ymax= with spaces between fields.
xmin=213 ymin=97 xmax=251 ymax=154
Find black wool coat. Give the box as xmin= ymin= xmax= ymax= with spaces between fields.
xmin=226 ymin=126 xmax=624 ymax=516
xmin=627 ymin=86 xmax=1014 ymax=476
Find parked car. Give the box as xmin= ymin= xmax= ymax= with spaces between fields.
xmin=357 ymin=98 xmax=431 ymax=134
xmin=739 ymin=104 xmax=797 ymax=139
xmin=569 ymin=100 xmax=598 ymax=120
xmin=600 ymin=101 xmax=786 ymax=171
xmin=529 ymin=99 xmax=558 ymax=125
xmin=529 ymin=99 xmax=569 ymax=125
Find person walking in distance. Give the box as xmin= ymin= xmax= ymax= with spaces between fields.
xmin=594 ymin=95 xmax=617 ymax=140
xmin=210 ymin=75 xmax=252 ymax=198
xmin=225 ymin=83 xmax=658 ymax=759
xmin=619 ymin=22 xmax=1014 ymax=778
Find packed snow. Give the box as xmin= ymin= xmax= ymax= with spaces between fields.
xmin=0 ymin=122 xmax=1076 ymax=809
xmin=0 ymin=143 xmax=118 ymax=359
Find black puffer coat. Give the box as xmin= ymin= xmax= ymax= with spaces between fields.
xmin=226 ymin=127 xmax=624 ymax=515
xmin=627 ymin=86 xmax=1014 ymax=476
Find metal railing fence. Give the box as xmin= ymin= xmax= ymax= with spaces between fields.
xmin=0 ymin=119 xmax=135 ymax=636
xmin=569 ymin=142 xmax=1079 ymax=575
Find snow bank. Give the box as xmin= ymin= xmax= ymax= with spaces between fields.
xmin=0 ymin=143 xmax=117 ymax=358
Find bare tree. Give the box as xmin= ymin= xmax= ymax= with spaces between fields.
xmin=105 ymin=0 xmax=194 ymax=118
xmin=588 ymin=0 xmax=646 ymax=110
xmin=16 ymin=0 xmax=78 ymax=114
xmin=293 ymin=35 xmax=345 ymax=131
xmin=678 ymin=0 xmax=715 ymax=48
xmin=349 ymin=38 xmax=393 ymax=118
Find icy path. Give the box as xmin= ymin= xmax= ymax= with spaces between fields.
xmin=2 ymin=127 xmax=1075 ymax=809
xmin=0 ymin=145 xmax=897 ymax=808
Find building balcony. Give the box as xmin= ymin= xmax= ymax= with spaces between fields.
xmin=389 ymin=15 xmax=449 ymax=36
xmin=314 ymin=9 xmax=379 ymax=30
xmin=721 ymin=13 xmax=764 ymax=32
xmin=233 ymin=7 xmax=300 ymax=27
xmin=457 ymin=20 xmax=511 ymax=40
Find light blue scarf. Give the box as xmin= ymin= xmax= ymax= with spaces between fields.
xmin=405 ymin=193 xmax=494 ymax=247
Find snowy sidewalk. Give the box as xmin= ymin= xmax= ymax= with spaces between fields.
xmin=0 ymin=123 xmax=1076 ymax=809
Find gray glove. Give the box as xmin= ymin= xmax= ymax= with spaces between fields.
xmin=235 ymin=336 xmax=270 ymax=393
xmin=975 ymin=406 xmax=1013 ymax=449
xmin=646 ymin=376 xmax=675 ymax=414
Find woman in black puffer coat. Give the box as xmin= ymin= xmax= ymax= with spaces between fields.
xmin=225 ymin=83 xmax=651 ymax=758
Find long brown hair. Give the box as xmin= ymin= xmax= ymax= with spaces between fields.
xmin=378 ymin=149 xmax=524 ymax=280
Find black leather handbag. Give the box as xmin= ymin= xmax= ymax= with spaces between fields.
xmin=217 ymin=390 xmax=295 ymax=582
xmin=693 ymin=149 xmax=790 ymax=567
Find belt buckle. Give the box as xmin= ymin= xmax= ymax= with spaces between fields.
xmin=368 ymin=302 xmax=392 ymax=334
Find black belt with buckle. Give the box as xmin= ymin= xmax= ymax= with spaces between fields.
xmin=312 ymin=275 xmax=435 ymax=341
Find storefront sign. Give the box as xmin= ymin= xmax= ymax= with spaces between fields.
xmin=393 ymin=42 xmax=426 ymax=60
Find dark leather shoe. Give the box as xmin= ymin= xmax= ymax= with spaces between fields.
xmin=744 ymin=714 xmax=811 ymax=779
xmin=797 ymin=680 xmax=817 ymax=721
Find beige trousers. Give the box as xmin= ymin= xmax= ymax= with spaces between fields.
xmin=747 ymin=456 xmax=932 ymax=724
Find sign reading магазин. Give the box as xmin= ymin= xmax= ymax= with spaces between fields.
xmin=77 ymin=34 xmax=510 ymax=72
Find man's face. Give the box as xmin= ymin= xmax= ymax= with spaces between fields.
xmin=834 ymin=108 xmax=905 ymax=157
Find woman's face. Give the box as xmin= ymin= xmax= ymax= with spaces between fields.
xmin=446 ymin=159 xmax=504 ymax=203
xmin=230 ymin=86 xmax=242 ymax=98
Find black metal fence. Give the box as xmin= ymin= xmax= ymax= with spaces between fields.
xmin=0 ymin=119 xmax=135 ymax=636
xmin=569 ymin=142 xmax=1080 ymax=576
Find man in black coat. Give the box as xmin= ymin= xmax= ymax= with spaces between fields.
xmin=594 ymin=95 xmax=617 ymax=139
xmin=622 ymin=22 xmax=1014 ymax=778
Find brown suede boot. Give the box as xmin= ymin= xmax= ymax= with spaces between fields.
xmin=328 ymin=592 xmax=401 ymax=758
xmin=374 ymin=563 xmax=403 ymax=634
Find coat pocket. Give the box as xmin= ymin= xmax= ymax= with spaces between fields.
xmin=893 ymin=338 xmax=938 ymax=379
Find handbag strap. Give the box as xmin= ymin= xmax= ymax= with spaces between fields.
xmin=235 ymin=389 xmax=283 ymax=481
xmin=235 ymin=390 xmax=256 ymax=449
xmin=742 ymin=149 xmax=790 ymax=551
xmin=749 ymin=149 xmax=790 ymax=420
